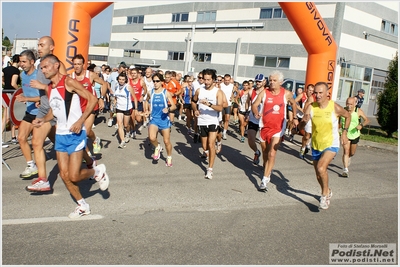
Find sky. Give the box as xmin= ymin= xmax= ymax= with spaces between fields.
xmin=2 ymin=2 xmax=114 ymax=45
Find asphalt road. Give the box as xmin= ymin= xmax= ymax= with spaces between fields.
xmin=2 ymin=115 xmax=398 ymax=265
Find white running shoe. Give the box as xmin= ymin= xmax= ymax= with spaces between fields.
xmin=319 ymin=195 xmax=330 ymax=210
xmin=94 ymin=164 xmax=109 ymax=191
xmin=93 ymin=136 xmax=101 ymax=154
xmin=152 ymin=144 xmax=161 ymax=160
xmin=342 ymin=168 xmax=349 ymax=177
xmin=118 ymin=141 xmax=126 ymax=149
xmin=69 ymin=204 xmax=91 ymax=219
xmin=107 ymin=118 xmax=113 ymax=127
xmin=259 ymin=177 xmax=270 ymax=191
xmin=26 ymin=177 xmax=51 ymax=192
xmin=20 ymin=165 xmax=38 ymax=178
xmin=124 ymin=134 xmax=130 ymax=143
xmin=222 ymin=133 xmax=227 ymax=140
xmin=205 ymin=168 xmax=213 ymax=179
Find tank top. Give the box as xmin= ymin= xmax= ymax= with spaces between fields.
xmin=220 ymin=83 xmax=233 ymax=106
xmin=150 ymin=89 xmax=169 ymax=121
xmin=248 ymin=89 xmax=263 ymax=124
xmin=129 ymin=78 xmax=143 ymax=102
xmin=21 ymin=69 xmax=39 ymax=115
xmin=197 ymin=86 xmax=219 ymax=126
xmin=310 ymin=100 xmax=339 ymax=151
xmin=71 ymin=70 xmax=98 ymax=112
xmin=239 ymin=90 xmax=249 ymax=112
xmin=259 ymin=88 xmax=287 ymax=130
xmin=114 ymin=83 xmax=133 ymax=111
xmin=343 ymin=108 xmax=361 ymax=140
xmin=183 ymin=86 xmax=194 ymax=104
xmin=48 ymin=75 xmax=85 ymax=135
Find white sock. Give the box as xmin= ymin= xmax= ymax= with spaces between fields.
xmin=27 ymin=160 xmax=35 ymax=167
xmin=263 ymin=176 xmax=270 ymax=183
xmin=77 ymin=198 xmax=87 ymax=206
xmin=223 ymin=129 xmax=227 ymax=134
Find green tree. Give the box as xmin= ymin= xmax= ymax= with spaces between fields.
xmin=377 ymin=51 xmax=398 ymax=138
xmin=2 ymin=36 xmax=11 ymax=48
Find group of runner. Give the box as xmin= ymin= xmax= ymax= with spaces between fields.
xmin=4 ymin=35 xmax=370 ymax=217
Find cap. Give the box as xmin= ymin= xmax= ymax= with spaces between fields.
xmin=255 ymin=74 xmax=265 ymax=81
xmin=358 ymin=89 xmax=365 ymax=93
xmin=129 ymin=65 xmax=135 ymax=69
xmin=119 ymin=62 xmax=127 ymax=68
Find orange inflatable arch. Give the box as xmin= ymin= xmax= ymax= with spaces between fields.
xmin=51 ymin=2 xmax=337 ymax=95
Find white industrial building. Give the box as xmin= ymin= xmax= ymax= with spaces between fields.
xmin=106 ymin=1 xmax=398 ymax=116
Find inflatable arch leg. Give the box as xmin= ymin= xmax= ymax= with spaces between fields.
xmin=279 ymin=2 xmax=337 ymax=95
xmin=51 ymin=2 xmax=112 ymax=73
xmin=51 ymin=2 xmax=336 ymax=93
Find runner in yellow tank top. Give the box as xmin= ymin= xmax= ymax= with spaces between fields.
xmin=299 ymin=82 xmax=350 ymax=210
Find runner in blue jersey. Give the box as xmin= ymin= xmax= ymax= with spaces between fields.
xmin=144 ymin=73 xmax=176 ymax=167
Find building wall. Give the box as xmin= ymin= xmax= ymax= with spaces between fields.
xmin=107 ymin=2 xmax=398 ymax=116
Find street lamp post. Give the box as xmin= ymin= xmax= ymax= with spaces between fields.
xmin=37 ymin=31 xmax=40 ymax=40
xmin=13 ymin=34 xmax=18 ymax=54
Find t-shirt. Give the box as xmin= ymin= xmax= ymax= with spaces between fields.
xmin=2 ymin=66 xmax=21 ymax=89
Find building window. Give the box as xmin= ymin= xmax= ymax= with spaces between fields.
xmin=337 ymin=63 xmax=372 ymax=101
xmin=124 ymin=49 xmax=141 ymax=58
xmin=193 ymin=52 xmax=211 ymax=62
xmin=172 ymin=13 xmax=189 ymax=22
xmin=168 ymin=51 xmax=185 ymax=61
xmin=197 ymin=11 xmax=216 ymax=22
xmin=381 ymin=20 xmax=398 ymax=36
xmin=127 ymin=15 xmax=144 ymax=24
xmin=88 ymin=55 xmax=108 ymax=61
xmin=260 ymin=7 xmax=286 ymax=19
xmin=254 ymin=55 xmax=290 ymax=68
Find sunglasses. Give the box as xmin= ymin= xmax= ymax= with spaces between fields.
xmin=153 ymin=80 xmax=161 ymax=83
xmin=198 ymin=76 xmax=203 ymax=79
xmin=217 ymin=79 xmax=222 ymax=82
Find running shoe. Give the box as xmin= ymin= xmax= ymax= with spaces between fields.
xmin=93 ymin=136 xmax=101 ymax=154
xmin=222 ymin=133 xmax=227 ymax=140
xmin=131 ymin=131 xmax=136 ymax=139
xmin=25 ymin=177 xmax=51 ymax=192
xmin=289 ymin=134 xmax=294 ymax=142
xmin=107 ymin=118 xmax=113 ymax=127
xmin=94 ymin=164 xmax=109 ymax=191
xmin=205 ymin=168 xmax=213 ymax=179
xmin=201 ymin=150 xmax=209 ymax=159
xmin=305 ymin=146 xmax=310 ymax=154
xmin=2 ymin=142 xmax=9 ymax=148
xmin=285 ymin=128 xmax=289 ymax=137
xmin=240 ymin=136 xmax=245 ymax=143
xmin=216 ymin=142 xmax=222 ymax=154
xmin=299 ymin=148 xmax=305 ymax=159
xmin=166 ymin=157 xmax=172 ymax=167
xmin=11 ymin=137 xmax=18 ymax=145
xmin=118 ymin=141 xmax=126 ymax=149
xmin=319 ymin=195 xmax=330 ymax=210
xmin=115 ymin=123 xmax=119 ymax=129
xmin=69 ymin=204 xmax=91 ymax=219
xmin=259 ymin=177 xmax=270 ymax=191
xmin=341 ymin=169 xmax=349 ymax=178
xmin=124 ymin=134 xmax=130 ymax=143
xmin=253 ymin=150 xmax=260 ymax=165
xmin=152 ymin=144 xmax=161 ymax=160
xmin=20 ymin=165 xmax=38 ymax=178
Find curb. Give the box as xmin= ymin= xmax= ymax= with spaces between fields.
xmin=359 ymin=140 xmax=398 ymax=153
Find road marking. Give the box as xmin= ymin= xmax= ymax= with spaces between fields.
xmin=3 ymin=214 xmax=103 ymax=225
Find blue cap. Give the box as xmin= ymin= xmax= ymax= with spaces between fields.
xmin=255 ymin=74 xmax=264 ymax=81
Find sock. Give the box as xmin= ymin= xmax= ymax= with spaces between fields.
xmin=208 ymin=167 xmax=213 ymax=171
xmin=223 ymin=129 xmax=227 ymax=134
xmin=263 ymin=176 xmax=270 ymax=183
xmin=27 ymin=160 xmax=35 ymax=167
xmin=77 ymin=198 xmax=87 ymax=206
xmin=344 ymin=168 xmax=348 ymax=172
xmin=167 ymin=156 xmax=172 ymax=159
xmin=216 ymin=141 xmax=221 ymax=146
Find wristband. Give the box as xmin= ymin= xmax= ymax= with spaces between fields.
xmin=343 ymin=128 xmax=348 ymax=132
xmin=293 ymin=117 xmax=298 ymax=120
xmin=208 ymin=102 xmax=212 ymax=107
